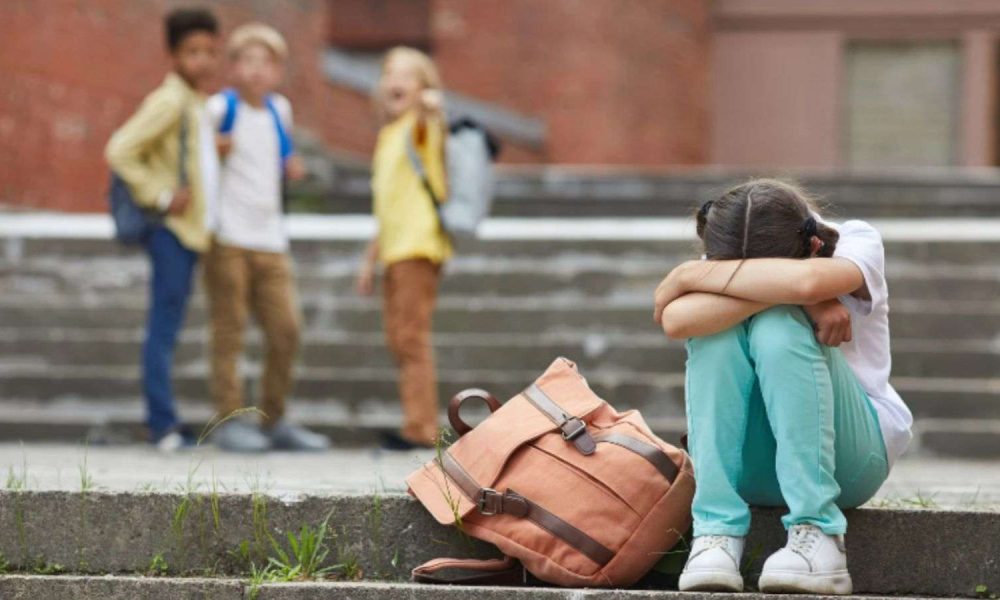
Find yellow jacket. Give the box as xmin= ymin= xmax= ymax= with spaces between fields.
xmin=105 ymin=73 xmax=210 ymax=252
xmin=372 ymin=110 xmax=452 ymax=266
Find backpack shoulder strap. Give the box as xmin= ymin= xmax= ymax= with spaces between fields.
xmin=405 ymin=128 xmax=441 ymax=206
xmin=219 ymin=88 xmax=240 ymax=135
xmin=265 ymin=94 xmax=294 ymax=162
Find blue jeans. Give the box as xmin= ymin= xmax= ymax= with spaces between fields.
xmin=684 ymin=306 xmax=888 ymax=537
xmin=142 ymin=226 xmax=198 ymax=438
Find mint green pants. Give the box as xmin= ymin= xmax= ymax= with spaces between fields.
xmin=684 ymin=306 xmax=888 ymax=536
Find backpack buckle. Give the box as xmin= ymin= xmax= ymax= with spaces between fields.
xmin=477 ymin=488 xmax=502 ymax=515
xmin=560 ymin=417 xmax=587 ymax=442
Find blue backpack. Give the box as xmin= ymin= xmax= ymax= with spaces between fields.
xmin=218 ymin=89 xmax=295 ymax=212
xmin=107 ymin=111 xmax=188 ymax=245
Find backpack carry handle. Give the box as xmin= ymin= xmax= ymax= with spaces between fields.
xmin=448 ymin=388 xmax=501 ymax=436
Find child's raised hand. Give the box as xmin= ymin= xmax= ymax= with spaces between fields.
xmin=284 ymin=155 xmax=307 ymax=182
xmin=216 ymin=134 xmax=233 ymax=159
xmin=420 ymin=89 xmax=444 ymax=115
xmin=804 ymin=299 xmax=852 ymax=346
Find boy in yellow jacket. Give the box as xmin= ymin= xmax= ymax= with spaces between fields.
xmin=105 ymin=8 xmax=220 ymax=451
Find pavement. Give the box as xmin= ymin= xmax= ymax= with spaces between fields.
xmin=2 ymin=442 xmax=998 ymax=510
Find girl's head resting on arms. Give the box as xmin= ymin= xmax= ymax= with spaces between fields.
xmin=697 ymin=178 xmax=840 ymax=261
xmin=375 ymin=46 xmax=443 ymax=123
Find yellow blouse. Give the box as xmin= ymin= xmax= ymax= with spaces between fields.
xmin=372 ymin=110 xmax=452 ymax=266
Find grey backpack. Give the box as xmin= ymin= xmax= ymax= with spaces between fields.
xmin=407 ymin=118 xmax=500 ymax=240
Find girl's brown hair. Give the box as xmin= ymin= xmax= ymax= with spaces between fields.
xmin=696 ymin=178 xmax=839 ymax=260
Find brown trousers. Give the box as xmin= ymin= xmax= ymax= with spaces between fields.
xmin=204 ymin=242 xmax=301 ymax=426
xmin=383 ymin=258 xmax=442 ymax=445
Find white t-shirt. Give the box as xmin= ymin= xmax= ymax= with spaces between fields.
xmin=205 ymin=93 xmax=292 ymax=253
xmin=198 ymin=104 xmax=220 ymax=232
xmin=832 ymin=220 xmax=914 ymax=467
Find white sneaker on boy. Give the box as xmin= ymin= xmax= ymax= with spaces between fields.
xmin=678 ymin=535 xmax=745 ymax=592
xmin=759 ymin=523 xmax=853 ymax=595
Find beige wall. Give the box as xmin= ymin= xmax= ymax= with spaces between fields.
xmin=711 ymin=31 xmax=842 ymax=168
xmin=711 ymin=0 xmax=1000 ymax=169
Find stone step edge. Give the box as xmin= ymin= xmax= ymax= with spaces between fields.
xmin=0 ymin=575 xmax=957 ymax=600
xmin=4 ymin=214 xmax=1000 ymax=242
xmin=0 ymin=491 xmax=995 ymax=597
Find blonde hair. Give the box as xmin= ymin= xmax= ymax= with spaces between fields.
xmin=374 ymin=46 xmax=442 ymax=122
xmin=227 ymin=22 xmax=288 ymax=61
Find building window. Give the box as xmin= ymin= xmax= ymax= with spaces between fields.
xmin=844 ymin=41 xmax=960 ymax=167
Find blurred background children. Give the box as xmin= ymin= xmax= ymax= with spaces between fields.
xmin=203 ymin=23 xmax=327 ymax=452
xmin=356 ymin=47 xmax=449 ymax=450
xmin=105 ymin=7 xmax=221 ymax=451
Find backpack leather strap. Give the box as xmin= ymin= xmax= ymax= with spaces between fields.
xmin=593 ymin=432 xmax=680 ymax=483
xmin=522 ymin=384 xmax=596 ymax=455
xmin=412 ymin=556 xmax=528 ymax=586
xmin=437 ymin=450 xmax=615 ymax=566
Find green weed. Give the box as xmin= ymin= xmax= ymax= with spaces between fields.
xmin=198 ymin=407 xmax=266 ymax=446
xmin=432 ymin=429 xmax=469 ymax=544
xmin=902 ymin=490 xmax=939 ymax=509
xmin=78 ymin=445 xmax=94 ymax=493
xmin=147 ymin=552 xmax=169 ymax=576
xmin=267 ymin=514 xmax=342 ymax=581
xmin=31 ymin=556 xmax=64 ymax=575
xmin=975 ymin=584 xmax=998 ymax=599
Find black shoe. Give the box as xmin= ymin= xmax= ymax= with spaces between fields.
xmin=380 ymin=431 xmax=433 ymax=451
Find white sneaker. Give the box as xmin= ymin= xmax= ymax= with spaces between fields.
xmin=759 ymin=524 xmax=853 ymax=595
xmin=678 ymin=535 xmax=745 ymax=592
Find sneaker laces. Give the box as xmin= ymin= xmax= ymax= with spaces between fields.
xmin=788 ymin=524 xmax=821 ymax=556
xmin=700 ymin=535 xmax=731 ymax=551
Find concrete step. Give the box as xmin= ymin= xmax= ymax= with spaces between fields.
xmin=3 ymin=329 xmax=998 ymax=380
xmin=4 ymin=222 xmax=1000 ymax=265
xmin=0 ymin=490 xmax=996 ymax=596
xmin=0 ymin=297 xmax=997 ymax=340
xmin=4 ymin=258 xmax=998 ymax=301
xmin=319 ymin=167 xmax=1000 ymax=218
xmin=0 ymin=378 xmax=1000 ymax=459
xmin=0 ymin=363 xmax=996 ymax=418
xmin=0 ymin=575 xmax=972 ymax=599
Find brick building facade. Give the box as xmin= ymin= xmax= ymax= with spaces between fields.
xmin=0 ymin=0 xmax=710 ymax=212
xmin=3 ymin=0 xmax=1000 ymax=212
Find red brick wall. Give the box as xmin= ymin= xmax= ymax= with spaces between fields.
xmin=431 ymin=0 xmax=711 ymax=165
xmin=0 ymin=0 xmax=711 ymax=212
xmin=0 ymin=0 xmax=378 ymax=212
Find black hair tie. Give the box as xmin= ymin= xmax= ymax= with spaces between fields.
xmin=800 ymin=216 xmax=818 ymax=241
xmin=698 ymin=200 xmax=714 ymax=218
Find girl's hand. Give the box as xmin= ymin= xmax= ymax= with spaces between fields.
xmin=356 ymin=262 xmax=376 ymax=297
xmin=804 ymin=299 xmax=852 ymax=346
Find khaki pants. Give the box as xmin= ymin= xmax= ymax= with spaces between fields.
xmin=383 ymin=258 xmax=442 ymax=445
xmin=204 ymin=242 xmax=301 ymax=426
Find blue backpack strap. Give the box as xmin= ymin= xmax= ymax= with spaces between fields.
xmin=219 ymin=88 xmax=240 ymax=134
xmin=265 ymin=94 xmax=294 ymax=163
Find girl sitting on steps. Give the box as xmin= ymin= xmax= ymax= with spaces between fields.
xmin=654 ymin=179 xmax=912 ymax=595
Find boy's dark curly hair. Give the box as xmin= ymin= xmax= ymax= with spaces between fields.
xmin=165 ymin=7 xmax=219 ymax=51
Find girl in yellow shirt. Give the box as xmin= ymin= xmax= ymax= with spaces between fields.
xmin=357 ymin=47 xmax=450 ymax=449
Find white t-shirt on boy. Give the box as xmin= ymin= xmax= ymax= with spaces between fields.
xmin=205 ymin=93 xmax=292 ymax=253
xmin=832 ymin=220 xmax=913 ymax=467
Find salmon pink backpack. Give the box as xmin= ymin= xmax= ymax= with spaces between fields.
xmin=407 ymin=357 xmax=695 ymax=587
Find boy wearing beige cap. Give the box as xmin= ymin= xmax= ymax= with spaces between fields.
xmin=203 ymin=23 xmax=326 ymax=452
